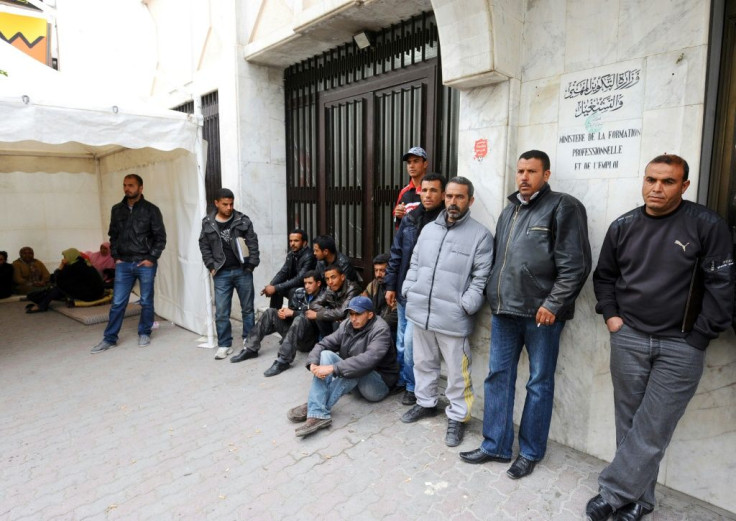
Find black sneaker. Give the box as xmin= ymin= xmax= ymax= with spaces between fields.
xmin=400 ymin=404 xmax=438 ymax=423
xmin=264 ymin=360 xmax=290 ymax=377
xmin=401 ymin=390 xmax=417 ymax=406
xmin=445 ymin=419 xmax=465 ymax=447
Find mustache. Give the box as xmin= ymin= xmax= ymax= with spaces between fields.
xmin=448 ymin=205 xmax=460 ymax=212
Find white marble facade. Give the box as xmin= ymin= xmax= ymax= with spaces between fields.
xmin=145 ymin=0 xmax=734 ymax=513
xmin=453 ymin=0 xmax=735 ymax=513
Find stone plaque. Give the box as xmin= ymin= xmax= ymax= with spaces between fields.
xmin=556 ymin=59 xmax=644 ymax=179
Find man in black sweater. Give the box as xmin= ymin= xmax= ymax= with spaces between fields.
xmin=586 ymin=154 xmax=734 ymax=521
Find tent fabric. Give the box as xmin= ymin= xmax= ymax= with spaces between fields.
xmin=0 ymin=42 xmax=210 ymax=336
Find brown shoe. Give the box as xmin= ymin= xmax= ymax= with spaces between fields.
xmin=295 ymin=417 xmax=332 ymax=437
xmin=287 ymin=403 xmax=308 ymax=423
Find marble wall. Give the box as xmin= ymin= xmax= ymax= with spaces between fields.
xmin=150 ymin=0 xmax=734 ymax=512
xmin=450 ymin=0 xmax=735 ymax=513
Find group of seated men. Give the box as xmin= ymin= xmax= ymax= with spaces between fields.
xmin=228 ymin=229 xmax=399 ymax=436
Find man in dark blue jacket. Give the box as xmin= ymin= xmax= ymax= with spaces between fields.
xmin=91 ymin=174 xmax=166 ymax=354
xmin=260 ymin=229 xmax=315 ymax=309
xmin=197 ymin=188 xmax=260 ymax=360
xmin=384 ymin=173 xmax=445 ymax=406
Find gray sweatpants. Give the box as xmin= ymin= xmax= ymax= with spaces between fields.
xmin=412 ymin=326 xmax=474 ymax=422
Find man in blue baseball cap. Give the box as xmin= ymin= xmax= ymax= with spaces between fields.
xmin=287 ymin=296 xmax=399 ymax=437
xmin=394 ymin=146 xmax=428 ymax=228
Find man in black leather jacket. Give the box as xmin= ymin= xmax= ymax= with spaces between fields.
xmin=232 ymin=270 xmax=323 ymax=369
xmin=198 ymin=188 xmax=260 ymax=360
xmin=312 ymin=235 xmax=359 ymax=283
xmin=91 ymin=174 xmax=167 ymax=354
xmin=460 ymin=150 xmax=591 ymax=480
xmin=260 ymin=229 xmax=316 ymax=308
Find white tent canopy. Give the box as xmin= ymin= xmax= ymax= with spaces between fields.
xmin=1 ymin=42 xmax=210 ymax=336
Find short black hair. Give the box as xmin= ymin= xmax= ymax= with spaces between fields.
xmin=312 ymin=235 xmax=337 ymax=254
xmin=447 ymin=176 xmax=475 ymax=199
xmin=290 ymin=228 xmax=308 ymax=243
xmin=0 ymin=251 xmax=7 ymax=261
xmin=303 ymin=270 xmax=320 ymax=282
xmin=214 ymin=188 xmax=235 ymax=201
xmin=124 ymin=173 xmax=144 ymax=186
xmin=518 ymin=150 xmax=551 ymax=171
xmin=422 ymin=173 xmax=447 ymax=191
xmin=323 ymin=264 xmax=343 ymax=276
xmin=648 ymin=154 xmax=690 ymax=181
xmin=372 ymin=253 xmax=390 ymax=265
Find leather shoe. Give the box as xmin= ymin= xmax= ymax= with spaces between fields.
xmin=295 ymin=417 xmax=331 ymax=437
xmin=264 ymin=360 xmax=290 ymax=377
xmin=459 ymin=448 xmax=511 ymax=464
xmin=506 ymin=455 xmax=536 ymax=479
xmin=287 ymin=403 xmax=308 ymax=423
xmin=400 ymin=404 xmax=438 ymax=423
xmin=230 ymin=349 xmax=258 ymax=363
xmin=613 ymin=503 xmax=652 ymax=521
xmin=586 ymin=494 xmax=615 ymax=521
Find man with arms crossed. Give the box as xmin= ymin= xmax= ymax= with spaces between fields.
xmin=91 ymin=174 xmax=166 ymax=353
xmin=198 ymin=188 xmax=260 ymax=360
xmin=400 ymin=177 xmax=493 ymax=447
xmin=393 ymin=146 xmax=429 ymax=228
xmin=460 ymin=150 xmax=591 ymax=480
xmin=586 ymin=154 xmax=733 ymax=521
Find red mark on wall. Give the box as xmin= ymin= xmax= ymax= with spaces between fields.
xmin=474 ymin=139 xmax=488 ymax=161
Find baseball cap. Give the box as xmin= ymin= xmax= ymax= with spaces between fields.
xmin=402 ymin=146 xmax=427 ymax=161
xmin=347 ymin=296 xmax=374 ymax=313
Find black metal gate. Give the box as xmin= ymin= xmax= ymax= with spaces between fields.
xmin=174 ymin=91 xmax=222 ymax=214
xmin=285 ymin=12 xmax=458 ymax=279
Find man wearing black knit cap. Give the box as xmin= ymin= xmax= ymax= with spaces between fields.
xmin=586 ymin=154 xmax=734 ymax=521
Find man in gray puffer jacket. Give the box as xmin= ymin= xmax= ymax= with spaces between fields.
xmin=400 ymin=177 xmax=494 ymax=447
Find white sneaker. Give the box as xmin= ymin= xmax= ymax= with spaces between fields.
xmin=215 ymin=347 xmax=233 ymax=360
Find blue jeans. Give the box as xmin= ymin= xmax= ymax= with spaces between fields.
xmin=104 ymin=261 xmax=157 ymax=343
xmin=598 ymin=325 xmax=704 ymax=511
xmin=307 ymin=351 xmax=389 ymax=419
xmin=481 ymin=314 xmax=564 ymax=461
xmin=397 ymin=303 xmax=415 ymax=391
xmin=213 ymin=267 xmax=254 ymax=347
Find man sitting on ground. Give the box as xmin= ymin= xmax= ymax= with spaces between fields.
xmin=230 ymin=270 xmax=323 ymax=369
xmin=287 ymin=296 xmax=398 ymax=437
xmin=260 ymin=229 xmax=316 ymax=309
xmin=12 ymin=246 xmax=50 ymax=295
xmin=308 ymin=263 xmax=362 ymax=341
xmin=362 ymin=253 xmax=398 ymax=338
xmin=312 ymin=235 xmax=359 ymax=282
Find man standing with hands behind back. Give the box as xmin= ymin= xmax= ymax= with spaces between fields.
xmin=91 ymin=174 xmax=166 ymax=353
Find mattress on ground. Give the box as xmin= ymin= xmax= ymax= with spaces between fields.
xmin=53 ymin=301 xmax=141 ymax=325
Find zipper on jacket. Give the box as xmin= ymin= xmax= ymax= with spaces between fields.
xmin=496 ymin=204 xmax=521 ymax=313
xmin=425 ymin=226 xmax=449 ymax=329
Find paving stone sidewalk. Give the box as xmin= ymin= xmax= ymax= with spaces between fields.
xmin=1 ymin=301 xmax=733 ymax=521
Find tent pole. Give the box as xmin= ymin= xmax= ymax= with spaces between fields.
xmin=95 ymin=157 xmax=106 ymax=241
xmin=193 ymin=97 xmax=216 ymax=349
